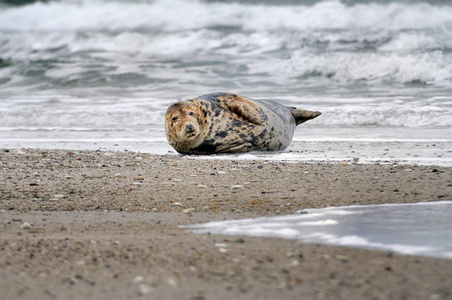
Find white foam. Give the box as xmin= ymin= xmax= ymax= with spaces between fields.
xmin=5 ymin=96 xmax=450 ymax=132
xmin=186 ymin=201 xmax=452 ymax=259
xmin=298 ymin=219 xmax=338 ymax=226
xmin=309 ymin=232 xmax=439 ymax=256
xmin=379 ymin=32 xmax=439 ymax=52
xmin=278 ymin=50 xmax=452 ymax=86
xmin=1 ymin=0 xmax=452 ymax=31
xmin=1 ymin=1 xmax=452 ymax=88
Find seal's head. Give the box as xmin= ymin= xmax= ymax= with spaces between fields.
xmin=165 ymin=100 xmax=208 ymax=153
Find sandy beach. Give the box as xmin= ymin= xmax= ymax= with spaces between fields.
xmin=1 ymin=148 xmax=451 ymax=299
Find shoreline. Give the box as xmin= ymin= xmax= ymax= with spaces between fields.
xmin=1 ymin=148 xmax=452 ymax=299
xmin=2 ymin=136 xmax=452 ymax=167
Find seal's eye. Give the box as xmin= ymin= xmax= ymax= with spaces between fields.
xmin=188 ymin=112 xmax=194 ymax=116
xmin=171 ymin=117 xmax=178 ymax=122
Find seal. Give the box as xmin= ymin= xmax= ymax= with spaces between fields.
xmin=165 ymin=92 xmax=321 ymax=154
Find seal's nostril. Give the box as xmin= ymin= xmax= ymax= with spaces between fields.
xmin=185 ymin=124 xmax=195 ymax=133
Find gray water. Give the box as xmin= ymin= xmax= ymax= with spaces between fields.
xmin=187 ymin=201 xmax=452 ymax=259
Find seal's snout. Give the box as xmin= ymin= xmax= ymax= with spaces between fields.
xmin=185 ymin=123 xmax=195 ymax=134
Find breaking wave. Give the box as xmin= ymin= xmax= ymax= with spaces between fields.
xmin=1 ymin=0 xmax=452 ymax=31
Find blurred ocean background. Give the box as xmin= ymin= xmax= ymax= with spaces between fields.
xmin=1 ymin=0 xmax=451 ymax=164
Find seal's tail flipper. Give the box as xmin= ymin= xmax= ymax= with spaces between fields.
xmin=290 ymin=107 xmax=322 ymax=125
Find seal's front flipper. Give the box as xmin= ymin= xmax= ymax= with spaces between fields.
xmin=290 ymin=107 xmax=322 ymax=125
xmin=219 ymin=93 xmax=263 ymax=125
xmin=214 ymin=138 xmax=252 ymax=153
xmin=224 ymin=143 xmax=252 ymax=153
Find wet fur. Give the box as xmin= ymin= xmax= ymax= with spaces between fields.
xmin=165 ymin=92 xmax=321 ymax=155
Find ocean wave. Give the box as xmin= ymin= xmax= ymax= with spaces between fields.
xmin=1 ymin=31 xmax=451 ymax=88
xmin=1 ymin=99 xmax=450 ymax=129
xmin=1 ymin=0 xmax=451 ymax=89
xmin=0 ymin=101 xmax=167 ymax=128
xmin=316 ymin=107 xmax=452 ymax=128
xmin=277 ymin=50 xmax=452 ymax=85
xmin=1 ymin=0 xmax=452 ymax=32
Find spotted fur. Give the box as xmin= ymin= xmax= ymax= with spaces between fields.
xmin=165 ymin=92 xmax=321 ymax=154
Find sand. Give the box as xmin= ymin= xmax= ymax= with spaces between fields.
xmin=1 ymin=148 xmax=451 ymax=299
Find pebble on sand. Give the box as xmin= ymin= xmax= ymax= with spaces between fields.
xmin=139 ymin=284 xmax=152 ymax=295
xmin=182 ymin=208 xmax=195 ymax=214
xmin=133 ymin=276 xmax=144 ymax=283
xmin=21 ymin=222 xmax=32 ymax=229
xmin=167 ymin=277 xmax=178 ymax=287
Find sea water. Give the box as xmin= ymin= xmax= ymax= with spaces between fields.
xmin=186 ymin=201 xmax=452 ymax=259
xmin=1 ymin=0 xmax=452 ymax=165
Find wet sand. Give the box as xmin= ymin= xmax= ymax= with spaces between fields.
xmin=1 ymin=148 xmax=451 ymax=299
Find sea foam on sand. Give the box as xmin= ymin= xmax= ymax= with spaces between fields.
xmin=185 ymin=201 xmax=452 ymax=259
